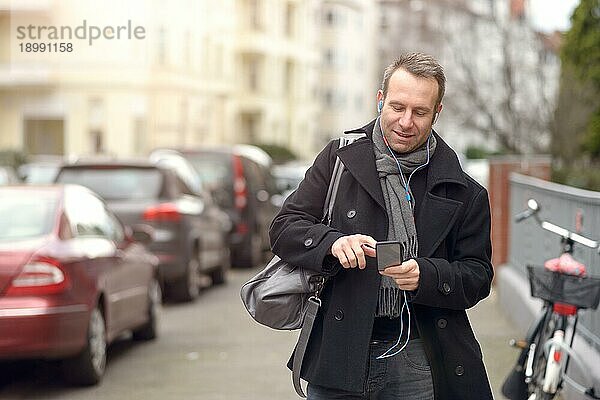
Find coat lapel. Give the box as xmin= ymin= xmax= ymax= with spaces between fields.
xmin=416 ymin=192 xmax=462 ymax=257
xmin=416 ymin=135 xmax=468 ymax=257
xmin=336 ymin=138 xmax=386 ymax=212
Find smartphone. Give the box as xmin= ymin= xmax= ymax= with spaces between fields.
xmin=376 ymin=241 xmax=404 ymax=271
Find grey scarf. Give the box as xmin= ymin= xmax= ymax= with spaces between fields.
xmin=372 ymin=118 xmax=437 ymax=317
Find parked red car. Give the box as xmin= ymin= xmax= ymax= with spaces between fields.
xmin=0 ymin=185 xmax=160 ymax=385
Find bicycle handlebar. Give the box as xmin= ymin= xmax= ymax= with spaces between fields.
xmin=515 ymin=198 xmax=599 ymax=251
xmin=515 ymin=208 xmax=537 ymax=223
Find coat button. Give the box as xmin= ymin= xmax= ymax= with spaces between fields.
xmin=442 ymin=282 xmax=451 ymax=294
xmin=455 ymin=365 xmax=464 ymax=376
xmin=304 ymin=238 xmax=313 ymax=247
xmin=346 ymin=210 xmax=356 ymax=219
xmin=437 ymin=318 xmax=447 ymax=329
xmin=334 ymin=310 xmax=344 ymax=321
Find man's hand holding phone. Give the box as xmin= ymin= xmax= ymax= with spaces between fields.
xmin=380 ymin=259 xmax=420 ymax=292
xmin=375 ymin=240 xmax=420 ymax=291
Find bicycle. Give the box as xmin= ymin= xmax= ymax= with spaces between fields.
xmin=501 ymin=199 xmax=600 ymax=400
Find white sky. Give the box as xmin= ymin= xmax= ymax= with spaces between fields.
xmin=528 ymin=0 xmax=580 ymax=32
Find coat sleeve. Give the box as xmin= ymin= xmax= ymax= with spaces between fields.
xmin=412 ymin=187 xmax=493 ymax=310
xmin=269 ymin=140 xmax=346 ymax=275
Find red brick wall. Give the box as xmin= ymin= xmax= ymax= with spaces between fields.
xmin=488 ymin=157 xmax=551 ymax=268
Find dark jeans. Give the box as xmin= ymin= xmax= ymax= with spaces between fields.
xmin=307 ymin=339 xmax=434 ymax=400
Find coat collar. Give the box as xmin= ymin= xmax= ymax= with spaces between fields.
xmin=337 ymin=118 xmax=467 ymax=193
xmin=336 ymin=119 xmax=468 ymax=257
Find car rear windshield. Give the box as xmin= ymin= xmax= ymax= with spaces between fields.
xmin=56 ymin=167 xmax=163 ymax=200
xmin=186 ymin=153 xmax=232 ymax=188
xmin=0 ymin=191 xmax=58 ymax=240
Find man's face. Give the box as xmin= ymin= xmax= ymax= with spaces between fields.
xmin=377 ymin=68 xmax=442 ymax=154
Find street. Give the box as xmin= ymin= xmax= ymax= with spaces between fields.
xmin=0 ymin=268 xmax=520 ymax=400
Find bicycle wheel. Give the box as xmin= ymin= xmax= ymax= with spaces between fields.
xmin=528 ymin=310 xmax=561 ymax=400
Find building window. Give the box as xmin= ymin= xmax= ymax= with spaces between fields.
xmin=24 ymin=119 xmax=64 ymax=155
xmin=157 ymin=27 xmax=167 ymax=65
xmin=201 ymin=36 xmax=210 ymax=75
xmin=88 ymin=98 xmax=105 ymax=154
xmin=325 ymin=8 xmax=347 ymax=27
xmin=215 ymin=43 xmax=223 ymax=78
xmin=244 ymin=56 xmax=261 ymax=92
xmin=134 ymin=117 xmax=147 ymax=156
xmin=184 ymin=30 xmax=191 ymax=67
xmin=325 ymin=10 xmax=335 ymax=26
xmin=90 ymin=130 xmax=104 ymax=154
xmin=324 ymin=49 xmax=334 ymax=66
xmin=380 ymin=13 xmax=388 ymax=31
xmin=285 ymin=61 xmax=294 ymax=94
xmin=249 ymin=0 xmax=262 ymax=30
xmin=241 ymin=112 xmax=260 ymax=143
xmin=285 ymin=2 xmax=296 ymax=37
xmin=324 ymin=90 xmax=333 ymax=107
xmin=249 ymin=59 xmax=257 ymax=91
xmin=355 ymin=94 xmax=363 ymax=111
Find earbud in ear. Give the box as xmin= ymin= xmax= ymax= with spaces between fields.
xmin=378 ymin=101 xmax=383 ymax=113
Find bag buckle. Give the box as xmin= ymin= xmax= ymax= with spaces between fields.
xmin=308 ymin=295 xmax=322 ymax=307
xmin=309 ymin=275 xmax=326 ymax=298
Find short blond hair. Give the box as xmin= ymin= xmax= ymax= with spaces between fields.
xmin=381 ymin=52 xmax=446 ymax=107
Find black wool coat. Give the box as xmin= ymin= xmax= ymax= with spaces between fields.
xmin=270 ymin=120 xmax=494 ymax=399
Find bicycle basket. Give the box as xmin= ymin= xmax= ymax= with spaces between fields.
xmin=527 ymin=265 xmax=600 ymax=310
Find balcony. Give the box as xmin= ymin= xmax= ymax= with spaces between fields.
xmin=0 ymin=62 xmax=52 ymax=87
xmin=0 ymin=0 xmax=53 ymax=12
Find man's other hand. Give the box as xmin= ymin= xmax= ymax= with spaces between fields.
xmin=380 ymin=259 xmax=420 ymax=291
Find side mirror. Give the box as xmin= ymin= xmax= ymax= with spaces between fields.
xmin=128 ymin=224 xmax=154 ymax=245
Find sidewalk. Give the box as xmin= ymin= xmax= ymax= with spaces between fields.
xmin=468 ymin=288 xmax=521 ymax=399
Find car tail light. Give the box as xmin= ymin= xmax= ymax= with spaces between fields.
xmin=143 ymin=203 xmax=181 ymax=222
xmin=6 ymin=257 xmax=70 ymax=296
xmin=235 ymin=222 xmax=249 ymax=234
xmin=232 ymin=155 xmax=247 ymax=210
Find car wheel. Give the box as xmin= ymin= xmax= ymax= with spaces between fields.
xmin=62 ymin=305 xmax=107 ymax=386
xmin=133 ymin=278 xmax=161 ymax=341
xmin=211 ymin=266 xmax=227 ymax=285
xmin=211 ymin=247 xmax=230 ymax=285
xmin=172 ymin=256 xmax=200 ymax=302
xmin=234 ymin=233 xmax=262 ymax=268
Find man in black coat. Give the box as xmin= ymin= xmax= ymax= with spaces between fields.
xmin=270 ymin=53 xmax=494 ymax=399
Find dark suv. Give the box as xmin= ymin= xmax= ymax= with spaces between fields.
xmin=55 ymin=160 xmax=231 ymax=302
xmin=150 ymin=146 xmax=279 ymax=268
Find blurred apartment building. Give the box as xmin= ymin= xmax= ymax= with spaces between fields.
xmin=0 ymin=0 xmax=379 ymax=160
xmin=0 ymin=0 xmax=558 ymax=160
xmin=318 ymin=0 xmax=378 ymax=145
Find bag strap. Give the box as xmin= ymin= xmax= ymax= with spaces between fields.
xmin=292 ymin=297 xmax=320 ymax=398
xmin=292 ymin=133 xmax=364 ymax=398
